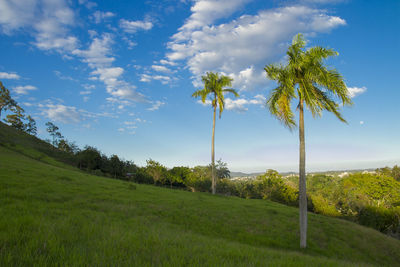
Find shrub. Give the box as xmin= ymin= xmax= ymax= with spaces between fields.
xmin=310 ymin=194 xmax=340 ymax=216
xmin=357 ymin=206 xmax=400 ymax=234
xmin=130 ymin=168 xmax=154 ymax=184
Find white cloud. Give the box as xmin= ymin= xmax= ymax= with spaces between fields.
xmin=225 ymin=98 xmax=249 ymax=112
xmin=175 ymin=0 xmax=250 ymax=39
xmin=196 ymin=94 xmax=265 ymax=112
xmin=91 ymin=11 xmax=115 ymax=24
xmin=151 ymin=65 xmax=173 ymax=73
xmin=160 ymin=59 xmax=177 ymax=66
xmin=360 ymin=121 xmax=364 ymax=125
xmin=140 ymin=73 xmax=173 ymax=85
xmin=41 ymin=104 xmax=80 ymax=124
xmin=147 ymin=100 xmax=165 ymax=111
xmin=119 ymin=19 xmax=153 ymax=33
xmin=197 ymin=99 xmax=212 ymax=106
xmin=72 ymin=33 xmax=115 ymax=68
xmin=347 ymin=86 xmax=367 ymax=98
xmin=167 ymin=4 xmax=346 ymax=90
xmin=0 ymin=72 xmax=20 ymax=79
xmin=78 ymin=0 xmax=97 ymax=9
xmin=0 ymin=0 xmax=78 ymax=52
xmin=73 ymin=33 xmax=145 ymax=102
xmin=0 ymin=0 xmax=37 ymax=33
xmin=13 ymin=85 xmax=37 ymax=94
xmin=249 ymin=94 xmax=266 ymax=105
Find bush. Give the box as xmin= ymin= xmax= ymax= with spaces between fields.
xmin=357 ymin=206 xmax=400 ymax=234
xmin=216 ymin=178 xmax=237 ymax=196
xmin=130 ymin=168 xmax=154 ymax=184
xmin=310 ymin=194 xmax=340 ymax=216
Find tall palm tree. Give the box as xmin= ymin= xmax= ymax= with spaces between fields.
xmin=264 ymin=34 xmax=352 ymax=248
xmin=192 ymin=72 xmax=239 ymax=194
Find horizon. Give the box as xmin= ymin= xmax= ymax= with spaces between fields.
xmin=1 ymin=0 xmax=399 ymax=171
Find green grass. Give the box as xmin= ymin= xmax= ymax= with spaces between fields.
xmin=1 ymin=146 xmax=400 ymax=266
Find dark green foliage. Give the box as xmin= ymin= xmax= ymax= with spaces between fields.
xmin=169 ymin=166 xmax=191 ymax=187
xmin=24 ymin=115 xmax=37 ymax=135
xmin=357 ymin=206 xmax=400 ymax=235
xmin=256 ymin=170 xmax=298 ymax=206
xmin=109 ymin=154 xmax=124 ymax=178
xmin=76 ymin=146 xmax=102 ymax=170
xmin=57 ymin=139 xmax=78 ymax=154
xmin=129 ymin=167 xmax=153 ymax=184
xmin=215 ymin=158 xmax=230 ymax=178
xmin=185 ymin=166 xmax=212 ymax=192
xmin=4 ymin=113 xmax=25 ymax=130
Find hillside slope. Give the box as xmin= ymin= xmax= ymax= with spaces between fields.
xmin=0 ymin=134 xmax=399 ymax=266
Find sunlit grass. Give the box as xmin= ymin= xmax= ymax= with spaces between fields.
xmin=1 ymin=146 xmax=399 ymax=266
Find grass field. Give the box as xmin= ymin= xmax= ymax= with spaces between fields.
xmin=1 ymin=145 xmax=400 ymax=266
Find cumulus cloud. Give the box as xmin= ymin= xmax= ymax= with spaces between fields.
xmin=0 ymin=0 xmax=78 ymax=52
xmin=0 ymin=72 xmax=20 ymax=79
xmin=167 ymin=3 xmax=346 ymax=90
xmin=151 ymin=65 xmax=173 ymax=73
xmin=73 ymin=33 xmax=145 ymax=102
xmin=13 ymin=85 xmax=37 ymax=94
xmin=140 ymin=73 xmax=173 ymax=85
xmin=119 ymin=19 xmax=153 ymax=33
xmin=41 ymin=104 xmax=80 ymax=124
xmin=347 ymin=86 xmax=367 ymax=98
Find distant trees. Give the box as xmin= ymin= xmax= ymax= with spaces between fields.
xmin=264 ymin=33 xmax=352 ymax=248
xmin=376 ymin=165 xmax=400 ymax=181
xmin=25 ymin=115 xmax=37 ymax=136
xmin=192 ymin=72 xmax=239 ymax=194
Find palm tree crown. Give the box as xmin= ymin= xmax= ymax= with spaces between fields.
xmin=192 ymin=72 xmax=239 ymax=118
xmin=265 ymin=33 xmax=352 ymax=128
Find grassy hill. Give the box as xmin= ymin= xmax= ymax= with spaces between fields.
xmin=1 ymin=127 xmax=400 ymax=266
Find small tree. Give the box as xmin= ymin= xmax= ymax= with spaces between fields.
xmin=0 ymin=81 xmax=21 ymax=118
xmin=215 ymin=159 xmax=230 ymax=179
xmin=146 ymin=159 xmax=168 ymax=185
xmin=4 ymin=113 xmax=25 ymax=131
xmin=110 ymin=154 xmax=123 ymax=178
xmin=24 ymin=115 xmax=37 ymax=135
xmin=46 ymin=121 xmax=64 ymax=146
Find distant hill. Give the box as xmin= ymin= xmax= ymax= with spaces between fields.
xmin=230 ymin=171 xmax=264 ymax=178
xmin=1 ymin=124 xmax=399 ymax=266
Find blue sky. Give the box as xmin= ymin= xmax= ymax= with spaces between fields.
xmin=0 ymin=0 xmax=399 ymax=172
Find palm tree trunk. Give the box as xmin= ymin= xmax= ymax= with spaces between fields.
xmin=299 ymin=100 xmax=307 ymax=248
xmin=211 ymin=105 xmax=216 ymax=194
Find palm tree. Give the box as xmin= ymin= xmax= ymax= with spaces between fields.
xmin=192 ymin=72 xmax=239 ymax=194
xmin=264 ymin=34 xmax=352 ymax=248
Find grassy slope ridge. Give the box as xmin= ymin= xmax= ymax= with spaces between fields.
xmin=0 ymin=128 xmax=399 ymax=266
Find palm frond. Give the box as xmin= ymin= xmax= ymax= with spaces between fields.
xmin=222 ymin=88 xmax=239 ymax=97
